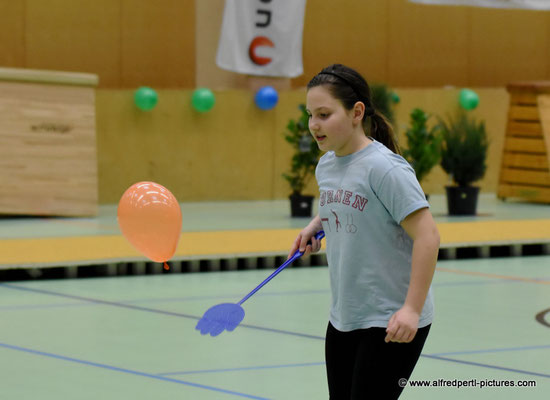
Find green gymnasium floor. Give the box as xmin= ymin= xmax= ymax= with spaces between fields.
xmin=0 ymin=194 xmax=549 ymax=399
xmin=0 ymin=258 xmax=549 ymax=399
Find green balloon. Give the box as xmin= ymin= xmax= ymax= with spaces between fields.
xmin=192 ymin=88 xmax=216 ymax=112
xmin=459 ymin=89 xmax=479 ymax=110
xmin=391 ymin=92 xmax=400 ymax=104
xmin=134 ymin=87 xmax=158 ymax=111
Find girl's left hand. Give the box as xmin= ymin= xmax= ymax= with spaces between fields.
xmin=384 ymin=306 xmax=420 ymax=343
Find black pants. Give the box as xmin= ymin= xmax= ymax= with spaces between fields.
xmin=325 ymin=321 xmax=431 ymax=399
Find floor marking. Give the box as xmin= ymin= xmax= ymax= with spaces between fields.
xmin=159 ymin=362 xmax=325 ymax=376
xmin=0 ymin=302 xmax=90 ymax=311
xmin=0 ymin=342 xmax=270 ymax=399
xmin=2 ymin=279 xmax=531 ymax=312
xmin=0 ymin=283 xmax=201 ymax=319
xmin=436 ymin=267 xmax=550 ymax=285
xmin=0 ymin=289 xmax=329 ymax=312
xmin=0 ymin=283 xmax=325 ymax=340
xmin=0 ymin=278 xmax=524 ymax=313
xmin=423 ymin=354 xmax=550 ymax=379
xmin=431 ymin=279 xmax=519 ymax=287
xmin=536 ymin=308 xmax=550 ymax=328
xmin=429 ymin=344 xmax=550 ymax=357
xmin=4 ymin=284 xmax=549 ymax=381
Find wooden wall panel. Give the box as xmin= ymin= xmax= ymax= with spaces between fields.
xmin=469 ymin=8 xmax=548 ymax=86
xmin=186 ymin=91 xmax=275 ymax=201
xmin=0 ymin=0 xmax=548 ymax=88
xmin=25 ymin=0 xmax=121 ymax=87
xmin=197 ymin=0 xmax=550 ymax=88
xmin=96 ymin=90 xmax=193 ymax=202
xmin=293 ymin=0 xmax=388 ymax=87
xmin=0 ymin=0 xmax=25 ymax=67
xmin=121 ymin=0 xmax=195 ymax=88
xmin=195 ymin=0 xmax=249 ymax=89
xmin=388 ymin=0 xmax=469 ymax=87
xmin=96 ymin=87 xmax=509 ymax=203
xmin=548 ymin=12 xmax=550 ymax=80
xmin=96 ymin=90 xmax=282 ymax=203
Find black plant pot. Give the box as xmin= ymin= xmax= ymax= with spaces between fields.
xmin=445 ymin=186 xmax=480 ymax=215
xmin=289 ymin=193 xmax=314 ymax=218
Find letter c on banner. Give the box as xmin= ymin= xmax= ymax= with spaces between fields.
xmin=249 ymin=36 xmax=274 ymax=66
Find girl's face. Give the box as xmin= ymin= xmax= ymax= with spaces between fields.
xmin=306 ymin=85 xmax=367 ymax=156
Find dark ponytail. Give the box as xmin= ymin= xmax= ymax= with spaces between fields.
xmin=371 ymin=110 xmax=400 ymax=154
xmin=307 ymin=64 xmax=401 ymax=154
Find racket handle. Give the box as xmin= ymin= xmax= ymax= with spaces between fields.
xmin=237 ymin=230 xmax=325 ymax=306
xmin=291 ymin=230 xmax=325 ymax=258
xmin=312 ymin=230 xmax=325 ymax=243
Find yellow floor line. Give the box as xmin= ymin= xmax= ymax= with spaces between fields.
xmin=1 ymin=219 xmax=550 ymax=266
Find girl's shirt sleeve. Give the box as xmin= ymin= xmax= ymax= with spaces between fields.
xmin=374 ymin=165 xmax=429 ymax=224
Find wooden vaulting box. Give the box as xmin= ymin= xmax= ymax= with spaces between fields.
xmin=498 ymin=82 xmax=550 ymax=204
xmin=0 ymin=68 xmax=99 ymax=216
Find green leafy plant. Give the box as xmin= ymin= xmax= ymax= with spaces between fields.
xmin=438 ymin=112 xmax=489 ymax=187
xmin=371 ymin=83 xmax=397 ymax=125
xmin=402 ymin=108 xmax=442 ymax=184
xmin=283 ymin=104 xmax=321 ymax=194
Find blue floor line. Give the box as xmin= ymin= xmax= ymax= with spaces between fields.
xmin=0 ymin=301 xmax=90 ymax=311
xmin=159 ymin=362 xmax=326 ymax=376
xmin=3 ymin=284 xmax=548 ymax=382
xmin=1 ymin=278 xmax=524 ymax=312
xmin=0 ymin=283 xmax=202 ymax=318
xmin=0 ymin=283 xmax=325 ymax=340
xmin=429 ymin=344 xmax=550 ymax=357
xmin=0 ymin=342 xmax=270 ymax=400
xmin=422 ymin=354 xmax=550 ymax=379
xmin=0 ymin=290 xmax=327 ymax=312
xmin=159 ymin=354 xmax=550 ymax=381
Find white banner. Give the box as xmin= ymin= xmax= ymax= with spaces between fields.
xmin=409 ymin=0 xmax=550 ymax=9
xmin=216 ymin=0 xmax=307 ymax=78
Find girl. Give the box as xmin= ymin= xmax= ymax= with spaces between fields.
xmin=288 ymin=64 xmax=439 ymax=399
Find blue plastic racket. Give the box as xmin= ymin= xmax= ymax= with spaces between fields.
xmin=195 ymin=230 xmax=325 ymax=337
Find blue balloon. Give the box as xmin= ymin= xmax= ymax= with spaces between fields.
xmin=255 ymin=86 xmax=279 ymax=110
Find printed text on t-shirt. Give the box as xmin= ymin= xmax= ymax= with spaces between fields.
xmin=319 ymin=189 xmax=368 ymax=212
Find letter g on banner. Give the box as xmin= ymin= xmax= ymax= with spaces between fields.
xmin=249 ymin=36 xmax=274 ymax=66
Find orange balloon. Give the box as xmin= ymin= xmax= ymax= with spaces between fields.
xmin=117 ymin=182 xmax=182 ymax=263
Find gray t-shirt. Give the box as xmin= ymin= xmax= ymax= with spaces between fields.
xmin=316 ymin=139 xmax=434 ymax=332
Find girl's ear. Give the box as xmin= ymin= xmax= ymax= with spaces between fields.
xmin=352 ymin=101 xmax=365 ymax=123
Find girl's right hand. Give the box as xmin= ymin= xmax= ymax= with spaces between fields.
xmin=287 ymin=216 xmax=323 ymax=259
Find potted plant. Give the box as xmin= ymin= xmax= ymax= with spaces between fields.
xmin=402 ymin=108 xmax=442 ymax=199
xmin=438 ymin=111 xmax=489 ymax=215
xmin=371 ymin=83 xmax=397 ymax=125
xmin=283 ymin=104 xmax=321 ymax=217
